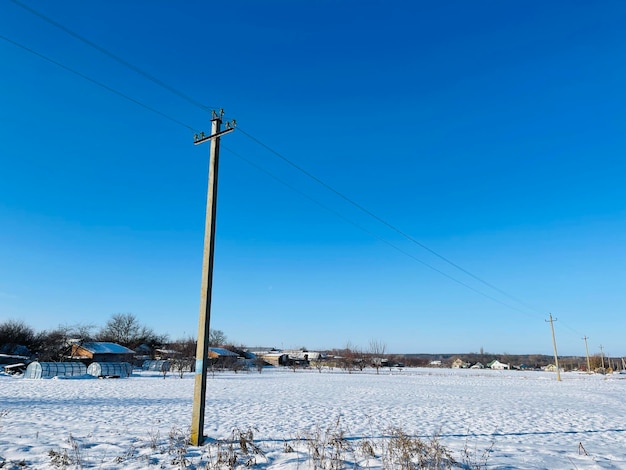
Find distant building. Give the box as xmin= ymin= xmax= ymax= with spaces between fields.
xmin=154 ymin=348 xmax=181 ymax=360
xmin=255 ymin=351 xmax=289 ymax=367
xmin=207 ymin=347 xmax=240 ymax=360
xmin=451 ymin=358 xmax=469 ymax=369
xmin=487 ymin=360 xmax=510 ymax=370
xmin=142 ymin=359 xmax=171 ymax=372
xmin=71 ymin=342 xmax=135 ymax=363
xmin=0 ymin=353 xmax=30 ymax=366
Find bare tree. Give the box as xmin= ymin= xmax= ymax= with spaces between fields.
xmin=369 ymin=339 xmax=387 ymax=375
xmin=35 ymin=324 xmax=94 ymax=361
xmin=290 ymin=356 xmax=298 ymax=372
xmin=68 ymin=323 xmax=96 ymax=341
xmin=97 ymin=313 xmax=167 ymax=349
xmin=169 ymin=336 xmax=197 ymax=373
xmin=253 ymin=353 xmax=267 ymax=373
xmin=353 ymin=346 xmax=367 ymax=372
xmin=98 ymin=313 xmax=141 ymax=345
xmin=209 ymin=329 xmax=227 ymax=346
xmin=339 ymin=342 xmax=358 ymax=374
xmin=313 ymin=356 xmax=325 ymax=373
xmin=589 ymin=354 xmax=604 ymax=372
xmin=170 ymin=336 xmax=197 ymax=358
xmin=0 ymin=319 xmax=36 ymax=355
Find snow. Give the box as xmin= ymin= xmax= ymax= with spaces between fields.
xmin=1 ymin=367 xmax=625 ymax=469
xmin=209 ymin=347 xmax=239 ymax=357
xmin=79 ymin=342 xmax=135 ymax=354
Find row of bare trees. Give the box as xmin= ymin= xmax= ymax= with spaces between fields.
xmin=319 ymin=340 xmax=389 ymax=374
xmin=0 ymin=319 xmax=97 ymax=361
xmin=2 ymin=316 xmax=400 ymax=374
xmin=0 ymin=315 xmax=230 ymax=362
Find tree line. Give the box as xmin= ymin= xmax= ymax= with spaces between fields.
xmin=0 ymin=314 xmax=227 ymax=362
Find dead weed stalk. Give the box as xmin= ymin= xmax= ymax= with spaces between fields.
xmin=202 ymin=427 xmax=266 ymax=469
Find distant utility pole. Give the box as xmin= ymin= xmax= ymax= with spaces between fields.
xmin=190 ymin=110 xmax=235 ymax=447
xmin=546 ymin=313 xmax=561 ymax=381
xmin=599 ymin=345 xmax=605 ymax=370
xmin=582 ymin=336 xmax=591 ymax=373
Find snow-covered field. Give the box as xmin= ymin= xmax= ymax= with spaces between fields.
xmin=1 ymin=367 xmax=625 ymax=469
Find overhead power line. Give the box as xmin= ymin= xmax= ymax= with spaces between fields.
xmin=8 ymin=0 xmax=217 ymax=112
xmin=0 ymin=34 xmax=198 ymax=132
xmin=236 ymin=127 xmax=547 ymax=317
xmin=3 ymin=0 xmax=552 ymax=318
xmin=224 ymin=144 xmax=539 ymax=319
xmin=4 ymin=4 xmax=550 ymax=321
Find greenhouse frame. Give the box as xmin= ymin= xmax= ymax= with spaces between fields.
xmin=87 ymin=362 xmax=133 ymax=378
xmin=142 ymin=359 xmax=171 ymax=372
xmin=24 ymin=361 xmax=87 ymax=379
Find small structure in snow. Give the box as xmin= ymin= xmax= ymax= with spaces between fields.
xmin=24 ymin=361 xmax=87 ymax=379
xmin=154 ymin=348 xmax=180 ymax=360
xmin=543 ymin=364 xmax=561 ymax=372
xmin=0 ymin=353 xmax=30 ymax=366
xmin=142 ymin=359 xmax=171 ymax=372
xmin=87 ymin=362 xmax=133 ymax=378
xmin=208 ymin=347 xmax=240 ymax=359
xmin=71 ymin=342 xmax=135 ymax=363
xmin=2 ymin=363 xmax=27 ymax=375
xmin=208 ymin=347 xmax=242 ymax=369
xmin=256 ymin=351 xmax=289 ymax=367
xmin=488 ymin=360 xmax=510 ymax=370
xmin=451 ymin=358 xmax=470 ymax=369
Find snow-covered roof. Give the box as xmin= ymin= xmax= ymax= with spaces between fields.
xmin=155 ymin=349 xmax=180 ymax=355
xmin=259 ymin=352 xmax=287 ymax=358
xmin=0 ymin=353 xmax=30 ymax=360
xmin=79 ymin=342 xmax=135 ymax=354
xmin=209 ymin=347 xmax=239 ymax=357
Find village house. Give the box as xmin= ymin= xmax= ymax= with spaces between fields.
xmin=71 ymin=342 xmax=135 ymax=363
xmin=451 ymin=358 xmax=470 ymax=368
xmin=487 ymin=359 xmax=510 ymax=370
xmin=257 ymin=351 xmax=289 ymax=367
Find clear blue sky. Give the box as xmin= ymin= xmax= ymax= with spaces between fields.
xmin=1 ymin=1 xmax=625 ymax=356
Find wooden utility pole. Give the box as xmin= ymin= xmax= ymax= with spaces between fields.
xmin=190 ymin=110 xmax=235 ymax=446
xmin=546 ymin=313 xmax=561 ymax=381
xmin=582 ymin=336 xmax=591 ymax=373
xmin=599 ymin=345 xmax=605 ymax=370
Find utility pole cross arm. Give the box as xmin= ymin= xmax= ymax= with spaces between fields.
xmin=194 ymin=126 xmax=235 ymax=145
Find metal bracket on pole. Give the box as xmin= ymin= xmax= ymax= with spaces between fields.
xmin=193 ymin=125 xmax=235 ymax=145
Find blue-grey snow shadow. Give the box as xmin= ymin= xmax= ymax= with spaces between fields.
xmin=250 ymin=427 xmax=625 ymax=444
xmin=1 ymin=396 xmax=190 ymax=407
xmin=435 ymin=428 xmax=626 ymax=439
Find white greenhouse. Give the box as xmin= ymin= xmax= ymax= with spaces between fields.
xmin=142 ymin=359 xmax=170 ymax=372
xmin=87 ymin=362 xmax=133 ymax=378
xmin=24 ymin=361 xmax=87 ymax=379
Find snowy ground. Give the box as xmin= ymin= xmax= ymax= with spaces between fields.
xmin=1 ymin=367 xmax=625 ymax=469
